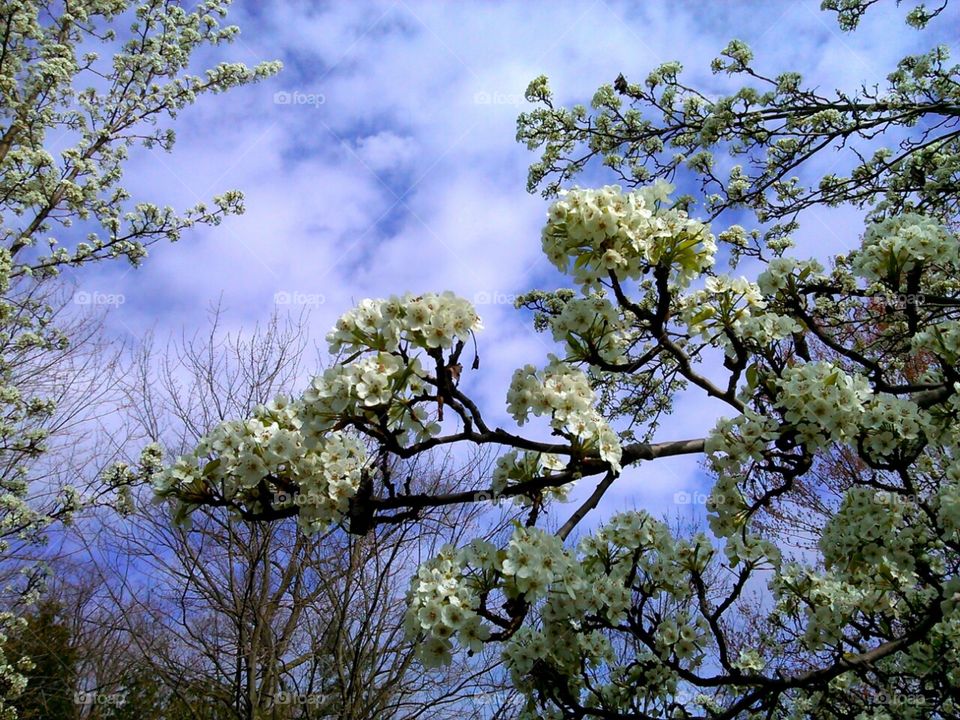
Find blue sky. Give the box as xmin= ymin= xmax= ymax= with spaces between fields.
xmin=72 ymin=0 xmax=958 ymax=528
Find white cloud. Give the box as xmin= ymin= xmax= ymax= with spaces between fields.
xmin=354 ymin=131 xmax=419 ymax=173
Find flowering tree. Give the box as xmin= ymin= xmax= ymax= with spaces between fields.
xmin=155 ymin=2 xmax=960 ymax=718
xmin=0 ymin=0 xmax=278 ymax=714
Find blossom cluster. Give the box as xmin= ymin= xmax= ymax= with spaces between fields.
xmin=755 ymin=256 xmax=826 ymax=298
xmin=680 ymin=275 xmax=764 ymax=349
xmin=680 ymin=273 xmax=803 ymax=360
xmin=770 ymin=539 xmax=939 ymax=659
xmin=403 ymin=544 xmax=490 ymax=668
xmin=153 ymin=396 xmax=368 ymax=531
xmin=549 ymin=295 xmax=627 ymax=363
xmin=913 ymin=321 xmax=960 ymax=365
xmin=491 ymin=450 xmax=567 ymax=503
xmin=506 ymin=358 xmax=622 ymax=470
xmin=775 ymin=362 xmax=872 ymax=446
xmin=298 ymin=292 xmax=483 ymax=447
xmin=500 ymin=525 xmax=571 ymax=596
xmin=852 ymin=213 xmax=959 ymax=287
xmin=937 ymin=474 xmax=960 ymax=537
xmin=404 ymin=526 xmax=586 ymax=668
xmin=859 ymin=395 xmax=925 ymax=461
xmin=327 ymin=292 xmax=482 ymax=355
xmin=704 ymin=410 xmax=778 ymax=535
xmin=735 ymin=312 xmax=803 ymax=348
xmin=299 ymin=353 xmax=438 ymax=445
xmin=541 ymin=183 xmax=716 ymax=291
xmin=704 ymin=373 xmax=937 ymax=541
xmin=819 ymin=488 xmax=925 ymax=585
